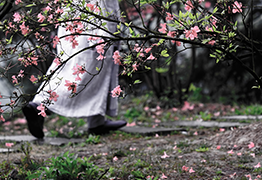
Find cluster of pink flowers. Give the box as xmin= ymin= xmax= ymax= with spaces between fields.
xmin=37 ymin=103 xmax=46 ymax=117
xmin=48 ymin=90 xmax=59 ymax=102
xmin=72 ymin=63 xmax=86 ymax=81
xmin=184 ymin=26 xmax=200 ymax=40
xmin=65 ymin=80 xmax=77 ymax=94
xmin=111 ymin=85 xmax=122 ymax=98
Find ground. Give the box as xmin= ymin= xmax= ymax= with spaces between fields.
xmin=0 ymin=97 xmax=262 ymax=179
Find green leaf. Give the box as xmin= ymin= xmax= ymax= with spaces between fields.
xmin=155 ymin=67 xmax=169 ymax=73
xmin=189 ymin=83 xmax=196 ymax=92
xmin=26 ymin=3 xmax=36 ymax=7
xmin=213 ymin=7 xmax=218 ymax=13
xmin=96 ymin=67 xmax=100 ymax=71
xmin=144 ymin=66 xmax=151 ymax=70
xmin=134 ymin=80 xmax=142 ymax=84
xmin=209 ymin=54 xmax=216 ymax=58
xmin=160 ymin=50 xmax=169 ymax=57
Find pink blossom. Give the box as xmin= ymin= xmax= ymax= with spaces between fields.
xmin=54 ymin=57 xmax=61 ymax=66
xmin=189 ymin=167 xmax=195 ymax=173
xmin=71 ymin=39 xmax=79 ymax=49
xmin=161 ymin=173 xmax=168 ymax=179
xmin=13 ymin=12 xmax=21 ymax=22
xmin=144 ymin=47 xmax=152 ymax=53
xmin=0 ymin=115 xmax=5 ymax=122
xmin=229 ymin=172 xmax=236 ymax=178
xmin=144 ymin=106 xmax=149 ymax=111
xmin=245 ymin=174 xmax=252 ymax=180
xmin=166 ymin=12 xmax=174 ymax=21
xmin=237 ymin=152 xmax=242 ymax=156
xmin=185 ymin=0 xmax=193 ymax=11
xmin=113 ymin=156 xmax=118 ymax=161
xmin=53 ymin=36 xmax=60 ymax=48
xmin=147 ymin=53 xmax=156 ymax=60
xmin=126 ymin=122 xmax=136 ymax=127
xmin=12 ymin=75 xmax=18 ymax=84
xmin=182 ymin=165 xmax=189 ymax=171
xmin=205 ymin=1 xmax=211 ymax=8
xmin=193 ymin=131 xmax=198 ymax=135
xmin=232 ymin=1 xmax=242 ymax=13
xmin=10 ymin=100 xmax=15 ymax=106
xmin=37 ymin=13 xmax=45 ymax=23
xmin=227 ymin=150 xmax=234 ymax=154
xmin=30 ymin=75 xmax=37 ymax=83
xmin=132 ymin=63 xmax=138 ymax=71
xmin=47 ymin=14 xmax=54 ymax=23
xmin=5 ymin=143 xmax=14 ymax=148
xmin=167 ymin=31 xmax=176 ymax=38
xmin=72 ymin=63 xmax=85 ymax=80
xmin=42 ymin=6 xmax=52 ymax=12
xmin=214 ymin=111 xmax=220 ymax=116
xmin=254 ymin=162 xmax=261 ymax=168
xmin=65 ymin=80 xmax=77 ymax=93
xmin=14 ymin=118 xmax=26 ymax=124
xmin=111 ymin=85 xmax=122 ymax=98
xmin=146 ymin=176 xmax=154 ymax=180
xmin=18 ymin=70 xmax=24 ymax=78
xmin=113 ymin=50 xmax=121 ymax=65
xmin=219 ymin=128 xmax=225 ymax=132
xmin=37 ymin=103 xmax=46 ymax=117
xmin=201 ymin=159 xmax=206 ymax=163
xmin=257 ymin=175 xmax=261 ymax=178
xmin=56 ymin=7 xmax=64 ymax=14
xmin=15 ymin=0 xmax=22 ymax=5
xmin=96 ymin=41 xmax=105 ymax=54
xmin=250 ymin=153 xmax=255 ymax=158
xmin=96 ymin=54 xmax=105 ymax=61
xmin=161 ymin=151 xmax=170 ymax=159
xmin=129 ymin=147 xmax=136 ymax=151
xmin=248 ymin=142 xmax=255 ymax=149
xmin=86 ymin=3 xmax=95 ymax=11
xmin=158 ymin=23 xmax=167 ymax=33
xmin=208 ymin=40 xmax=216 ymax=45
xmin=48 ymin=90 xmax=59 ymax=102
xmin=0 ymin=103 xmax=3 ymax=113
xmin=181 ymin=101 xmax=194 ymax=111
xmin=184 ymin=26 xmax=200 ymax=40
xmin=19 ymin=22 xmax=30 ymax=35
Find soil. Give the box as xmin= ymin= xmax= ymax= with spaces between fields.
xmin=0 ymin=102 xmax=262 ymax=179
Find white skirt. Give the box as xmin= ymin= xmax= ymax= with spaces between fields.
xmin=33 ymin=0 xmax=120 ymax=118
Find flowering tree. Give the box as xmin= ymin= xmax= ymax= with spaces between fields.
xmin=0 ymin=0 xmax=261 ymax=121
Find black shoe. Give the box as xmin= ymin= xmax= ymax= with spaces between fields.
xmin=22 ymin=102 xmax=44 ymax=139
xmin=88 ymin=120 xmax=127 ymax=135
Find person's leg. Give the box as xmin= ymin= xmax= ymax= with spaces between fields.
xmin=22 ymin=102 xmax=45 ymax=139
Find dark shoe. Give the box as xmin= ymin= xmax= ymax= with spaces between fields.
xmin=22 ymin=102 xmax=44 ymax=139
xmin=88 ymin=120 xmax=127 ymax=135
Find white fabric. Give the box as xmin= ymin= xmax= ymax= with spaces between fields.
xmin=33 ymin=0 xmax=120 ymax=118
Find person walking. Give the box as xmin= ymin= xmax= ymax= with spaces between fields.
xmin=22 ymin=0 xmax=126 ymax=139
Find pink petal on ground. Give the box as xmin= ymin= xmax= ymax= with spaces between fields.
xmin=172 ymin=107 xmax=178 ymax=111
xmin=248 ymin=142 xmax=255 ymax=149
xmin=126 ymin=122 xmax=136 ymax=127
xmin=219 ymin=128 xmax=225 ymax=132
xmin=161 ymin=173 xmax=168 ymax=179
xmin=214 ymin=112 xmax=220 ymax=116
xmin=3 ymin=121 xmax=11 ymax=126
xmin=189 ymin=167 xmax=195 ymax=173
xmin=14 ymin=118 xmax=27 ymax=124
